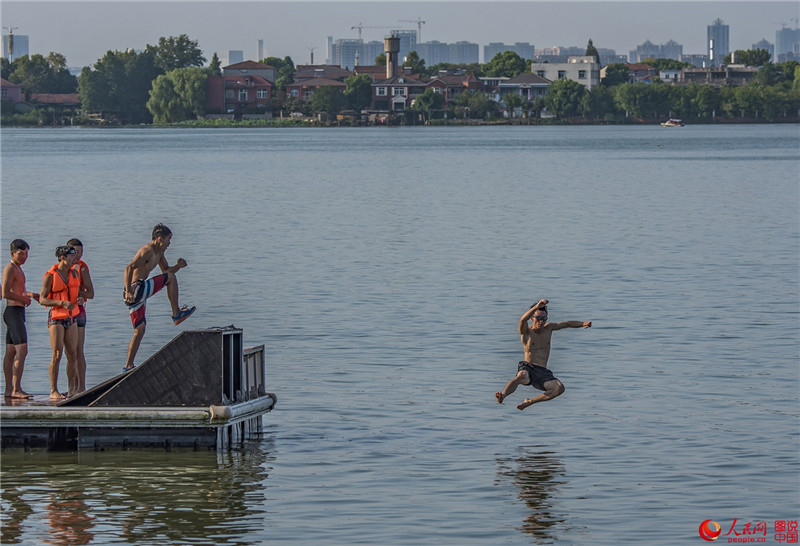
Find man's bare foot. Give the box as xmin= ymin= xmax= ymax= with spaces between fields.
xmin=10 ymin=390 xmax=33 ymax=399
xmin=495 ymin=392 xmax=504 ymax=404
xmin=50 ymin=391 xmax=65 ymax=401
xmin=516 ymin=399 xmax=535 ymax=410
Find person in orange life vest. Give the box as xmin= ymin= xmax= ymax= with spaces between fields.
xmin=39 ymin=245 xmax=86 ymax=400
xmin=66 ymin=238 xmax=94 ymax=396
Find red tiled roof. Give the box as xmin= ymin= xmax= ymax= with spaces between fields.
xmin=30 ymin=93 xmax=80 ymax=104
xmin=1 ymin=78 xmax=21 ymax=88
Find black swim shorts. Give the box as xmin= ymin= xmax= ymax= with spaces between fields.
xmin=518 ymin=361 xmax=558 ymax=391
xmin=3 ymin=306 xmax=27 ymax=345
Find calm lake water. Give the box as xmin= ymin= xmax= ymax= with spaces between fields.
xmin=1 ymin=125 xmax=798 ymax=544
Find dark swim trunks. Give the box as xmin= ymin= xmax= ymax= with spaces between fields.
xmin=3 ymin=306 xmax=27 ymax=345
xmin=76 ymin=306 xmax=87 ymax=328
xmin=518 ymin=361 xmax=559 ymax=391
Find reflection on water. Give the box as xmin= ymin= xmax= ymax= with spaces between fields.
xmin=0 ymin=439 xmax=273 ymax=545
xmin=496 ymin=446 xmax=566 ymax=542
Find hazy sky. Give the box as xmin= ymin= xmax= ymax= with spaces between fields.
xmin=2 ymin=1 xmax=798 ymax=67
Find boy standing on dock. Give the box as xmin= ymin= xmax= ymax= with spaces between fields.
xmin=495 ymin=299 xmax=591 ymax=411
xmin=2 ymin=239 xmax=39 ymax=399
xmin=122 ymin=223 xmax=195 ymax=372
xmin=68 ymin=238 xmax=94 ymax=395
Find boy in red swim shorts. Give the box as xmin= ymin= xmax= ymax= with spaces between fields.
xmin=122 ymin=224 xmax=195 ymax=372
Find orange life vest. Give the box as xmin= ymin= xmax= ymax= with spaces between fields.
xmin=46 ymin=264 xmax=80 ymax=320
xmin=71 ymin=260 xmax=89 ymax=307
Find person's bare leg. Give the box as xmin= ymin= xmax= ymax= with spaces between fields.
xmin=517 ymin=379 xmax=565 ymax=410
xmin=48 ymin=325 xmax=66 ymax=400
xmin=165 ymin=272 xmax=180 ymax=316
xmin=10 ymin=343 xmax=31 ymax=398
xmin=124 ymin=323 xmax=145 ymax=371
xmin=4 ymin=344 xmax=17 ymax=397
xmin=496 ymin=370 xmax=530 ymax=404
xmin=63 ymin=325 xmax=79 ymax=397
xmin=75 ymin=325 xmax=87 ymax=392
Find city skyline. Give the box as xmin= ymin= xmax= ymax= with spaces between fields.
xmin=1 ymin=1 xmax=798 ymax=68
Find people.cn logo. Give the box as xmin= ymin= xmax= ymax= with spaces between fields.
xmin=699 ymin=519 xmax=722 ymax=541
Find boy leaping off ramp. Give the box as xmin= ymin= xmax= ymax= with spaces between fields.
xmin=122 ymin=223 xmax=195 ymax=372
xmin=495 ymin=299 xmax=591 ymax=410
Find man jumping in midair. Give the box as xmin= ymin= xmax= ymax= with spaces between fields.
xmin=495 ymin=299 xmax=591 ymax=410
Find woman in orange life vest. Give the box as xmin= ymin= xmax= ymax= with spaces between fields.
xmin=39 ymin=245 xmax=86 ymax=400
xmin=67 ymin=238 xmax=93 ymax=396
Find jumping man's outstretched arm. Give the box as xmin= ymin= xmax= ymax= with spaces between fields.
xmin=549 ymin=320 xmax=592 ymax=331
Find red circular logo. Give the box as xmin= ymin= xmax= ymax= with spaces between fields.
xmin=699 ymin=520 xmax=721 ymax=541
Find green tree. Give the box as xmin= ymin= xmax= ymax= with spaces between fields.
xmin=454 ymin=90 xmax=498 ymax=119
xmin=208 ymin=53 xmax=222 ymax=76
xmin=375 ymin=53 xmax=386 ymax=66
xmin=692 ymin=84 xmax=720 ymax=118
xmin=403 ymin=51 xmax=426 ymax=74
xmin=483 ymin=51 xmax=527 ymax=78
xmin=146 ymin=67 xmax=208 ymax=123
xmin=641 ymin=58 xmax=691 ymax=73
xmin=78 ymin=49 xmax=160 ymax=123
xmin=545 ymin=78 xmax=586 ymax=118
xmin=601 ymin=63 xmax=629 ymax=87
xmin=146 ymin=34 xmax=206 ymax=72
xmin=502 ymin=92 xmax=522 ymax=117
xmin=581 ymin=85 xmax=616 ymax=120
xmin=343 ymin=74 xmax=372 ymax=111
xmin=586 ymin=39 xmax=600 ymax=65
xmin=411 ymin=88 xmax=446 ymax=121
xmin=7 ymin=53 xmax=77 ymax=97
xmin=264 ymin=56 xmax=295 ymax=92
xmin=310 ymin=85 xmax=346 ymax=114
xmin=723 ymin=49 xmax=771 ymax=67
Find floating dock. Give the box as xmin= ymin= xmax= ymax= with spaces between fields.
xmin=1 ymin=326 xmax=276 ymax=451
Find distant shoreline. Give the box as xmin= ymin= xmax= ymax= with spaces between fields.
xmin=3 ymin=117 xmax=799 ymax=129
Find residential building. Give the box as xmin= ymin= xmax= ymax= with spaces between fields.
xmin=449 ymin=41 xmax=479 ymax=65
xmin=227 ymin=50 xmax=244 ymax=66
xmin=223 ymin=61 xmax=277 ymax=84
xmin=534 ymin=46 xmax=584 ymax=63
xmin=206 ymin=74 xmax=273 ymax=115
xmin=530 ymin=56 xmax=600 ymax=90
xmin=497 ymin=73 xmax=550 ymax=101
xmin=775 ymin=26 xmax=800 ymax=62
xmin=599 ymin=63 xmax=656 ymax=84
xmin=752 ymin=39 xmax=774 ymax=62
xmin=415 ymin=41 xmax=451 ymax=66
xmin=294 ymin=65 xmax=353 ymax=82
xmin=484 ymin=42 xmax=535 ymax=63
xmin=707 ymin=18 xmax=730 ymax=66
xmin=390 ymin=30 xmax=417 ymax=64
xmin=425 ymin=72 xmax=482 ymax=104
xmin=680 ymin=54 xmax=711 ymax=68
xmin=629 ymin=39 xmax=683 ymax=62
xmin=680 ymin=65 xmax=757 ymax=87
xmin=286 ymin=77 xmax=346 ymax=102
xmin=1 ymin=78 xmax=22 ymax=102
xmin=2 ymin=34 xmax=28 ymax=61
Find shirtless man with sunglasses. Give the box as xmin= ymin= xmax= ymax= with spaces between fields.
xmin=495 ymin=299 xmax=591 ymax=410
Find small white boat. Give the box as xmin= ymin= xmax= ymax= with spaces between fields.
xmin=661 ymin=118 xmax=685 ymax=127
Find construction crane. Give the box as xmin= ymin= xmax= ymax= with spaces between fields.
xmin=398 ymin=17 xmax=426 ymax=42
xmin=350 ymin=23 xmax=391 ymax=40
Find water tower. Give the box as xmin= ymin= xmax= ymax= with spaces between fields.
xmin=384 ymin=34 xmax=400 ymax=78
